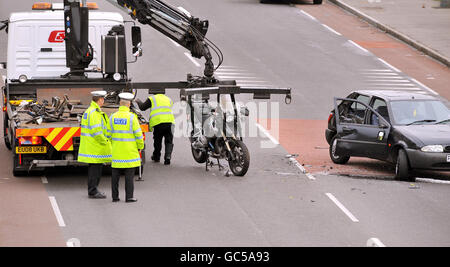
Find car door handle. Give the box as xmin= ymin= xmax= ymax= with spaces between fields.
xmin=342 ymin=127 xmax=356 ymax=134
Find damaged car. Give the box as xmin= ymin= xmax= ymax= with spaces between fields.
xmin=325 ymin=90 xmax=450 ymax=181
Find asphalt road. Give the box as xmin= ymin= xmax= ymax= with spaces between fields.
xmin=1 ymin=0 xmax=450 ymax=247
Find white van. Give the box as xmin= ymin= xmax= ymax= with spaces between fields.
xmin=7 ymin=10 xmax=123 ymax=80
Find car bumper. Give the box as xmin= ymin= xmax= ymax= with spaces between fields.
xmin=406 ymin=149 xmax=450 ymax=170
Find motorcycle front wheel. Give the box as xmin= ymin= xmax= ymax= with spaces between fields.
xmin=228 ymin=140 xmax=250 ymax=176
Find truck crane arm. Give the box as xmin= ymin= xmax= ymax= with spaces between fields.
xmin=106 ymin=0 xmax=222 ymax=79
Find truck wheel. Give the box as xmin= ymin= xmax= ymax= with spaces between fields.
xmin=3 ymin=116 xmax=11 ymax=150
xmin=313 ymin=0 xmax=323 ymax=4
xmin=395 ymin=149 xmax=414 ymax=181
xmin=329 ymin=136 xmax=350 ymax=164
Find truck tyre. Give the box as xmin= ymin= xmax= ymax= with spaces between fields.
xmin=329 ymin=136 xmax=350 ymax=164
xmin=3 ymin=115 xmax=11 ymax=150
xmin=395 ymin=148 xmax=414 ymax=181
xmin=313 ymin=0 xmax=323 ymax=4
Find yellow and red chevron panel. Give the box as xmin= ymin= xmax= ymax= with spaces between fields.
xmin=16 ymin=123 xmax=148 ymax=152
xmin=16 ymin=127 xmax=81 ymax=151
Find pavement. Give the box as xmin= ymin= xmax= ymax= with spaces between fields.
xmin=329 ymin=0 xmax=450 ymax=66
xmin=1 ymin=0 xmax=450 ymax=247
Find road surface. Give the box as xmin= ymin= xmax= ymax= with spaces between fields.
xmin=0 ymin=0 xmax=449 ymax=247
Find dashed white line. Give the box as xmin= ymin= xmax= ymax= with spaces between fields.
xmin=184 ymin=52 xmax=201 ymax=67
xmin=367 ymin=238 xmax=386 ymax=247
xmin=325 ymin=193 xmax=359 ymax=222
xmin=255 ymin=123 xmax=279 ymax=145
xmin=377 ymin=58 xmax=401 ymax=73
xmin=288 ymin=158 xmax=316 ymax=180
xmin=41 ymin=176 xmax=48 ymax=184
xmin=348 ymin=40 xmax=369 ymax=53
xmin=49 ymin=196 xmax=66 ymax=227
xmin=416 ymin=178 xmax=450 ymax=185
xmin=300 ymin=10 xmax=317 ymax=21
xmin=321 ymin=24 xmax=342 ymax=36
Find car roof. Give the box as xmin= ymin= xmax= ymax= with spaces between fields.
xmin=353 ymin=90 xmax=439 ymax=101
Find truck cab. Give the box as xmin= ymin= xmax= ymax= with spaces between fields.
xmin=1 ymin=3 xmax=148 ymax=176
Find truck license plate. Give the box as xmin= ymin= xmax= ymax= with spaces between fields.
xmin=447 ymin=155 xmax=450 ymax=162
xmin=16 ymin=146 xmax=47 ymax=154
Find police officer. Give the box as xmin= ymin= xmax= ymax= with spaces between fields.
xmin=109 ymin=93 xmax=144 ymax=203
xmin=78 ymin=91 xmax=112 ymax=199
xmin=136 ymin=94 xmax=175 ymax=165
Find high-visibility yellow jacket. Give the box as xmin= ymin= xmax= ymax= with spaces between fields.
xmin=149 ymin=94 xmax=175 ymax=131
xmin=109 ymin=106 xmax=145 ymax=168
xmin=78 ymin=101 xmax=112 ymax=163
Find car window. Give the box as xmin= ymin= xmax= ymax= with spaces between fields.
xmin=337 ymin=99 xmax=368 ymax=125
xmin=369 ymin=98 xmax=390 ymax=125
xmin=390 ymin=100 xmax=450 ymax=125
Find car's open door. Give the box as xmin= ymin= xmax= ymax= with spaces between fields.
xmin=333 ymin=97 xmax=391 ymax=160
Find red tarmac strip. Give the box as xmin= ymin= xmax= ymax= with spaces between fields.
xmin=262 ymin=119 xmax=450 ymax=179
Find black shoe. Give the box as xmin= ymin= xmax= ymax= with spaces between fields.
xmin=164 ymin=159 xmax=170 ymax=165
xmin=151 ymin=156 xmax=160 ymax=163
xmin=112 ymin=198 xmax=120 ymax=202
xmin=89 ymin=192 xmax=107 ymax=199
xmin=126 ymin=198 xmax=138 ymax=203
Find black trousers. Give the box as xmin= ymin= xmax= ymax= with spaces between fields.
xmin=88 ymin=163 xmax=103 ymax=196
xmin=153 ymin=123 xmax=174 ymax=160
xmin=111 ymin=168 xmax=135 ymax=200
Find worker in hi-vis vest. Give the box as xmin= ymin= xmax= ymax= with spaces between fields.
xmin=136 ymin=94 xmax=175 ymax=165
xmin=78 ymin=90 xmax=112 ymax=199
xmin=109 ymin=93 xmax=144 ymax=203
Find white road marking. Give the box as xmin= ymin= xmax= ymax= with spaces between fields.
xmin=217 ymin=76 xmax=259 ymax=79
xmin=169 ymin=39 xmax=181 ymax=47
xmin=367 ymin=87 xmax=426 ymax=93
xmin=410 ymin=78 xmax=438 ymax=95
xmin=366 ymin=80 xmax=413 ymax=83
xmin=66 ymin=238 xmax=81 ymax=247
xmin=255 ymin=123 xmax=279 ymax=145
xmin=325 ymin=193 xmax=359 ymax=222
xmin=41 ymin=176 xmax=48 ymax=184
xmin=366 ymin=83 xmax=417 ymax=87
xmin=361 ymin=73 xmax=400 ymax=76
xmin=300 ymin=10 xmax=317 ymax=21
xmin=49 ymin=196 xmax=66 ymax=227
xmin=361 ymin=69 xmax=393 ymax=72
xmin=416 ymin=178 xmax=450 ymax=185
xmin=348 ymin=40 xmax=369 ymax=53
xmin=321 ymin=24 xmax=342 ymax=36
xmin=215 ymin=72 xmax=254 ymax=76
xmin=365 ymin=76 xmax=405 ymax=79
xmin=377 ymin=58 xmax=401 ymax=72
xmin=288 ymin=158 xmax=316 ymax=180
xmin=184 ymin=52 xmax=201 ymax=67
xmin=367 ymin=238 xmax=386 ymax=247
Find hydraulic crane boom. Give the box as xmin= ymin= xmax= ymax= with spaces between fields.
xmin=106 ymin=0 xmax=219 ymax=79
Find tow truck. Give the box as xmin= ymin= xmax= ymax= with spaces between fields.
xmin=1 ymin=0 xmax=291 ymax=176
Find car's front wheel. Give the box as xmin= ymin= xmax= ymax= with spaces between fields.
xmin=329 ymin=136 xmax=350 ymax=164
xmin=395 ymin=148 xmax=414 ymax=181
